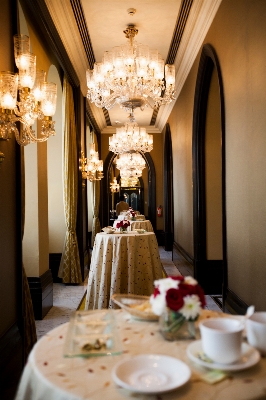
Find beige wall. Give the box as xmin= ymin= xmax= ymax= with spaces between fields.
xmin=168 ymin=0 xmax=266 ymax=309
xmin=168 ymin=61 xmax=196 ymax=256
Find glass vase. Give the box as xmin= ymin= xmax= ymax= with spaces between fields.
xmin=120 ymin=228 xmax=127 ymax=233
xmin=159 ymin=309 xmax=196 ymax=341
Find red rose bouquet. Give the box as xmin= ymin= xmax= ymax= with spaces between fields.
xmin=150 ymin=275 xmax=205 ymax=320
xmin=150 ymin=276 xmax=206 ymax=340
xmin=116 ymin=219 xmax=130 ymax=232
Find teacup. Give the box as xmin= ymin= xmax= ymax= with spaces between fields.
xmin=199 ymin=318 xmax=244 ymax=364
xmin=246 ymin=312 xmax=266 ymax=355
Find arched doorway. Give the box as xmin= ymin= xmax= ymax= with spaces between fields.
xmin=192 ymin=44 xmax=227 ymax=304
xmin=101 ymin=152 xmax=156 ymax=228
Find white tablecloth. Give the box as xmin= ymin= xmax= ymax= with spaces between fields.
xmin=15 ymin=310 xmax=266 ymax=400
xmin=85 ymin=232 xmax=162 ymax=309
xmin=113 ymin=219 xmax=153 ymax=232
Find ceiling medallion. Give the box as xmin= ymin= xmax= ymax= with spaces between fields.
xmin=86 ymin=25 xmax=176 ymax=111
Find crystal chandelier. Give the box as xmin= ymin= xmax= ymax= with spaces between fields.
xmin=120 ymin=176 xmax=139 ymax=187
xmin=116 ymin=152 xmax=146 ymax=178
xmin=109 ymin=121 xmax=153 ymax=154
xmin=80 ymin=144 xmax=104 ymax=182
xmin=0 ymin=34 xmax=57 ymax=146
xmin=110 ymin=177 xmax=120 ymax=193
xmin=86 ymin=25 xmax=175 ymax=111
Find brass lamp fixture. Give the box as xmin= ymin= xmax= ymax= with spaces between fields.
xmin=86 ymin=25 xmax=175 ymax=112
xmin=0 ymin=34 xmax=57 ymax=146
xmin=80 ymin=144 xmax=104 ymax=183
xmin=110 ymin=177 xmax=120 ymax=193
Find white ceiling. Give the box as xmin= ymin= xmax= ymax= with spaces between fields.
xmin=45 ymin=0 xmax=222 ymax=133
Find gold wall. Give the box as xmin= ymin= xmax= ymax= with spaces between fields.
xmin=168 ymin=0 xmax=266 ymax=309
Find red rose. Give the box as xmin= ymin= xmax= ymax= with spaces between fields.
xmin=153 ymin=287 xmax=160 ymax=297
xmin=179 ymin=283 xmax=206 ymax=307
xmin=165 ymin=288 xmax=184 ymax=311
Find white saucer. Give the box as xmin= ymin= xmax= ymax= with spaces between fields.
xmin=187 ymin=340 xmax=260 ymax=371
xmin=112 ymin=354 xmax=191 ymax=393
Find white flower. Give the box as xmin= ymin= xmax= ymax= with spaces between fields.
xmin=179 ymin=294 xmax=202 ymax=320
xmin=184 ymin=276 xmax=198 ymax=286
xmin=150 ymin=293 xmax=166 ymax=316
xmin=154 ymin=277 xmax=179 ymax=295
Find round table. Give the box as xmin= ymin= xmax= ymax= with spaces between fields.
xmin=85 ymin=231 xmax=162 ymax=310
xmin=15 ymin=309 xmax=266 ymax=400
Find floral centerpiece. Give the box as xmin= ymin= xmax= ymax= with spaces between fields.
xmin=116 ymin=219 xmax=130 ymax=232
xmin=128 ymin=207 xmax=136 ymax=220
xmin=150 ymin=276 xmax=206 ymax=340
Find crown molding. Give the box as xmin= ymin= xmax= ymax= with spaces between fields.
xmin=101 ymin=126 xmax=161 ymax=135
xmin=156 ymin=0 xmax=222 ymax=131
xmin=45 ymin=0 xmax=88 ymax=96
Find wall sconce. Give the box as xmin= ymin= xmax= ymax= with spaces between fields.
xmin=0 ymin=151 xmax=5 ymax=167
xmin=110 ymin=177 xmax=120 ymax=210
xmin=0 ymin=34 xmax=57 ymax=147
xmin=110 ymin=177 xmax=120 ymax=193
xmin=80 ymin=145 xmax=104 ymax=185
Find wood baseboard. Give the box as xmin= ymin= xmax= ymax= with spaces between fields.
xmin=173 ymin=241 xmax=194 ymax=265
xmin=27 ymin=269 xmax=53 ymax=320
xmin=224 ymin=288 xmax=248 ymax=315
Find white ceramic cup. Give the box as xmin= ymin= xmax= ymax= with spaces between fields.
xmin=199 ymin=318 xmax=244 ymax=364
xmin=246 ymin=312 xmax=266 ymax=355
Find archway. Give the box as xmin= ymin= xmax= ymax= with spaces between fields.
xmin=101 ymin=152 xmax=156 ymax=228
xmin=192 ymin=44 xmax=227 ymax=302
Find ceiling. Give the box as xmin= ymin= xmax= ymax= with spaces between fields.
xmin=45 ymin=0 xmax=222 ymax=134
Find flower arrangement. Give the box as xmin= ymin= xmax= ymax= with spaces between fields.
xmin=128 ymin=207 xmax=136 ymax=220
xmin=150 ymin=276 xmax=206 ymax=340
xmin=116 ymin=219 xmax=131 ymax=232
xmin=150 ymin=275 xmax=205 ymax=320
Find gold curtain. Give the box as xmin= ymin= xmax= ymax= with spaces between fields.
xmin=21 ymin=148 xmax=37 ymax=359
xmin=91 ymin=132 xmax=101 ymax=245
xmin=58 ymin=77 xmax=82 ymax=283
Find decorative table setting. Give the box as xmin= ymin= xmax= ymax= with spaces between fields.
xmin=15 ymin=276 xmax=266 ymax=400
xmin=84 ymin=230 xmax=163 ymax=310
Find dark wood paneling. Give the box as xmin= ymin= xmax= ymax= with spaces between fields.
xmin=192 ymin=44 xmax=227 ymax=303
xmin=0 ymin=1 xmax=24 ymax=397
xmin=49 ymin=253 xmax=62 ymax=283
xmin=28 ymin=270 xmax=53 ymax=320
xmin=163 ymin=124 xmax=173 ymax=251
xmin=0 ymin=325 xmax=23 ymax=399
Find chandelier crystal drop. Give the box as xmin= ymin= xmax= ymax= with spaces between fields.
xmin=0 ymin=35 xmax=57 ymax=146
xmin=86 ymin=25 xmax=176 ymax=111
xmin=109 ymin=121 xmax=153 ymax=154
xmin=80 ymin=144 xmax=104 ymax=182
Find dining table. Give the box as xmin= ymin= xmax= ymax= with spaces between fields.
xmin=85 ymin=231 xmax=163 ymax=310
xmin=15 ymin=308 xmax=266 ymax=400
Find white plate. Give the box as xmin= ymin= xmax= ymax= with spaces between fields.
xmin=112 ymin=354 xmax=191 ymax=393
xmin=187 ymin=340 xmax=260 ymax=371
